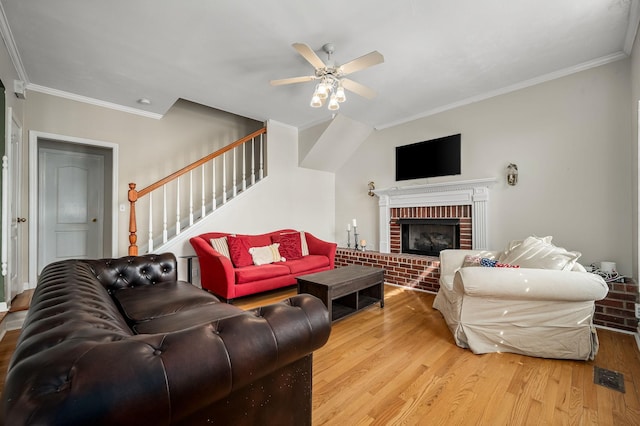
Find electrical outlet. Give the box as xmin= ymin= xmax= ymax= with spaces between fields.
xmin=635 ymin=303 xmax=640 ymax=319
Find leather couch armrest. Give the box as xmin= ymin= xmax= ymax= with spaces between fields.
xmin=135 ymin=294 xmax=330 ymax=423
xmin=149 ymin=293 xmax=331 ymax=422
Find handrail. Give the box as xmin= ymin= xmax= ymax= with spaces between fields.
xmin=137 ymin=127 xmax=266 ymax=198
xmin=128 ymin=126 xmax=266 ymax=255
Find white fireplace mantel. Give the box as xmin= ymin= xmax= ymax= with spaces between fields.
xmin=374 ymin=178 xmax=497 ymax=253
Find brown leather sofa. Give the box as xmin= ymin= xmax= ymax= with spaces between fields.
xmin=2 ymin=253 xmax=331 ymax=425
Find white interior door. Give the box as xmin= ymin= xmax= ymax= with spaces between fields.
xmin=8 ymin=111 xmax=23 ymax=303
xmin=38 ymin=148 xmax=104 ymax=273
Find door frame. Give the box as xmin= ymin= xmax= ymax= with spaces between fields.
xmin=28 ymin=131 xmax=119 ymax=288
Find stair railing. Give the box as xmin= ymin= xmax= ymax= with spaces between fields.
xmin=128 ymin=127 xmax=266 ymax=255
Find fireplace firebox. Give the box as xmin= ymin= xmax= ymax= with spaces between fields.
xmin=400 ymin=219 xmax=460 ymax=256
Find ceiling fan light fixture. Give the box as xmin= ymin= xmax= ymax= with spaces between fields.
xmin=328 ymin=94 xmax=340 ymax=111
xmin=335 ymin=84 xmax=346 ymax=103
xmin=310 ymin=93 xmax=323 ymax=108
xmin=317 ymin=81 xmax=329 ymax=99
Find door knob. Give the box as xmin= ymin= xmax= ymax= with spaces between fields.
xmin=17 ymin=217 xmax=26 ymax=223
xmin=92 ymin=218 xmax=97 ymax=222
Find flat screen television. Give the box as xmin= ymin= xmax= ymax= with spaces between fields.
xmin=395 ymin=134 xmax=461 ymax=181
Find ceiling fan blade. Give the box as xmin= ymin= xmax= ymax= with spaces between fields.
xmin=341 ymin=78 xmax=377 ymax=99
xmin=339 ymin=51 xmax=384 ymax=75
xmin=292 ymin=43 xmax=326 ymax=70
xmin=270 ymin=76 xmax=316 ymax=86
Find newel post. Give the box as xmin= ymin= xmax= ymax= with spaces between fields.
xmin=128 ymin=183 xmax=139 ymax=255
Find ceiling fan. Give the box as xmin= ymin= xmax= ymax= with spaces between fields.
xmin=270 ymin=42 xmax=384 ymax=110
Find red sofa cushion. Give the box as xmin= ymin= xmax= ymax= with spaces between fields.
xmin=235 ymin=263 xmax=291 ymax=284
xmin=227 ymin=235 xmax=253 ymax=267
xmin=271 ymin=233 xmax=303 ymax=260
xmin=283 ymin=255 xmax=330 ymax=274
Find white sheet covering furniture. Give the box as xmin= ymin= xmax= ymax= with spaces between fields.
xmin=433 ymin=248 xmax=609 ymax=360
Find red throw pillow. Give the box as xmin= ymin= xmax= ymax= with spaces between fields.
xmin=226 ymin=235 xmax=253 ymax=267
xmin=271 ymin=233 xmax=303 ymax=260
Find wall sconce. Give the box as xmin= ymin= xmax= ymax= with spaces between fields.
xmin=507 ymin=163 xmax=518 ymax=186
xmin=368 ymin=181 xmax=376 ymax=196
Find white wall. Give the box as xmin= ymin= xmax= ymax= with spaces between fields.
xmin=160 ymin=120 xmax=335 ymax=281
xmin=336 ymin=59 xmax=634 ymax=276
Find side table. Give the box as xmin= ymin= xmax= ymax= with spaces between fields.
xmin=179 ymin=255 xmax=198 ymax=283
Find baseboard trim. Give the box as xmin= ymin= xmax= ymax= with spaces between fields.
xmin=384 ymin=282 xmax=437 ymax=295
xmin=0 ymin=310 xmax=27 ymax=339
xmin=595 ymin=324 xmax=638 ymax=335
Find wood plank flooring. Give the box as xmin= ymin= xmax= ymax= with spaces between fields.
xmin=1 ymin=285 xmax=639 ymax=425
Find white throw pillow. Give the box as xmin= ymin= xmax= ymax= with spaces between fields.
xmin=500 ymin=236 xmax=581 ymax=270
xmin=249 ymin=243 xmax=284 ymax=266
xmin=499 ymin=236 xmax=553 ymax=262
xmin=210 ymin=237 xmax=231 ymax=259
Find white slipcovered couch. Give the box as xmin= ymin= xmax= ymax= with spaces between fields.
xmin=433 ymin=237 xmax=609 ymax=360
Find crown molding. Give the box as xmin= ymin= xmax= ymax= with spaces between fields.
xmin=27 ymin=83 xmax=164 ymax=120
xmin=0 ymin=1 xmax=28 ymax=82
xmin=624 ymin=0 xmax=640 ymax=55
xmin=377 ymin=51 xmax=628 ymax=131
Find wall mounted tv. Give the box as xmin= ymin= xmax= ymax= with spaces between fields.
xmin=395 ymin=134 xmax=461 ymax=181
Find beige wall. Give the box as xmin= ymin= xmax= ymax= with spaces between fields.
xmin=24 ymin=94 xmax=262 ymax=258
xmin=336 ymin=59 xmax=634 ymax=276
xmin=25 ymin=94 xmax=263 ymax=187
xmin=22 ymin=93 xmax=336 ymax=282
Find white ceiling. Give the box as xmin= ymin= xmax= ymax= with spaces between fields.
xmin=0 ymin=0 xmax=637 ymax=130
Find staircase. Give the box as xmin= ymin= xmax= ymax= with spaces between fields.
xmin=127 ymin=127 xmax=267 ymax=255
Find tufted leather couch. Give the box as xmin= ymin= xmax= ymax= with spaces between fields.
xmin=2 ymin=253 xmax=331 ymax=425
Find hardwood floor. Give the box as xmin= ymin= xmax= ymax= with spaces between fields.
xmin=1 ymin=285 xmax=639 ymax=425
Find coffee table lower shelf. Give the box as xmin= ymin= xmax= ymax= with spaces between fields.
xmin=332 ymin=294 xmax=382 ymax=321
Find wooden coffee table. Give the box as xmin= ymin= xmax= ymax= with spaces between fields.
xmin=297 ymin=265 xmax=384 ymax=322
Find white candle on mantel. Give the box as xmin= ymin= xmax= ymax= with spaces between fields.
xmin=352 ymin=218 xmax=357 ymax=227
xmin=360 ymin=239 xmax=366 ymax=246
xmin=347 ymin=223 xmax=351 ymax=231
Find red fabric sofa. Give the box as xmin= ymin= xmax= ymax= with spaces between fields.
xmin=190 ymin=229 xmax=337 ymax=302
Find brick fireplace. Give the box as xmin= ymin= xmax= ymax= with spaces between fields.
xmin=393 ymin=207 xmax=472 ymax=255
xmin=376 ymin=178 xmax=496 ymax=253
xmin=334 ymin=179 xmax=496 ymax=292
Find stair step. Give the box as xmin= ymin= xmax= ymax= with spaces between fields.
xmin=9 ymin=289 xmax=34 ymax=313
